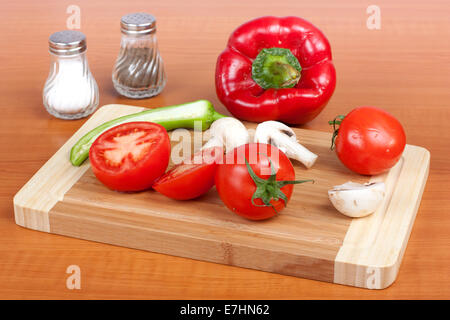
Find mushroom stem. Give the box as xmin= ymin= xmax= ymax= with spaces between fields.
xmin=276 ymin=133 xmax=318 ymax=168
xmin=254 ymin=121 xmax=318 ymax=168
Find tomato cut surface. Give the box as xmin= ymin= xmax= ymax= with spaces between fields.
xmin=153 ymin=147 xmax=223 ymax=200
xmin=89 ymin=122 xmax=171 ymax=192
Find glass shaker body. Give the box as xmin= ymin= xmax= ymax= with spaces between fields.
xmin=43 ymin=30 xmax=99 ymax=119
xmin=112 ymin=13 xmax=166 ymax=99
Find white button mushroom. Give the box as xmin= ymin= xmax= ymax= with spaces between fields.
xmin=254 ymin=121 xmax=318 ymax=168
xmin=201 ymin=117 xmax=250 ymax=152
xmin=328 ymin=181 xmax=386 ymax=218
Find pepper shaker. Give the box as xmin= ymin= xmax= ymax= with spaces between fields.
xmin=43 ymin=30 xmax=99 ymax=119
xmin=112 ymin=13 xmax=166 ymax=99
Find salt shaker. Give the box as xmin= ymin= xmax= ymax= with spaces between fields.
xmin=112 ymin=13 xmax=166 ymax=99
xmin=43 ymin=30 xmax=99 ymax=119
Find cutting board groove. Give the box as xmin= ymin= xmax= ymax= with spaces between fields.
xmin=13 ymin=104 xmax=430 ymax=289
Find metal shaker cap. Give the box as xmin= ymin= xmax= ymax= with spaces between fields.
xmin=121 ymin=13 xmax=156 ymax=35
xmin=49 ymin=30 xmax=87 ymax=55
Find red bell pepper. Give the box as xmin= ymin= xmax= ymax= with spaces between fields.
xmin=215 ymin=16 xmax=336 ymax=124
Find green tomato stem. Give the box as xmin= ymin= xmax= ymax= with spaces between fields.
xmin=245 ymin=156 xmax=313 ymax=214
xmin=328 ymin=115 xmax=346 ymax=150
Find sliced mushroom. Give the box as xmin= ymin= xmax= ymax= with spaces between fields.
xmin=254 ymin=121 xmax=318 ymax=168
xmin=328 ymin=181 xmax=386 ymax=218
xmin=201 ymin=117 xmax=249 ymax=152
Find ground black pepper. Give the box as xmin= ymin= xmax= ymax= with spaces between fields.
xmin=114 ymin=47 xmax=158 ymax=89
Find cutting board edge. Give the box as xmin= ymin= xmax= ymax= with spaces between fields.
xmin=48 ymin=204 xmax=338 ymax=283
xmin=333 ymin=145 xmax=430 ymax=289
xmin=12 ymin=104 xmax=146 ymax=232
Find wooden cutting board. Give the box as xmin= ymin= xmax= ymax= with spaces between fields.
xmin=13 ymin=104 xmax=430 ymax=289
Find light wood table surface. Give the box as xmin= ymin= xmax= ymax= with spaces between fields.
xmin=0 ymin=0 xmax=449 ymax=299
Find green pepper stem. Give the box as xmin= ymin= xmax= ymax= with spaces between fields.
xmin=252 ymin=48 xmax=302 ymax=89
xmin=272 ymin=62 xmax=301 ymax=87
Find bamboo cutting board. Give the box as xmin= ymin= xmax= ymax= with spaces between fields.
xmin=13 ymin=104 xmax=430 ymax=289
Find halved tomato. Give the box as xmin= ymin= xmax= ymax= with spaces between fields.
xmin=89 ymin=122 xmax=171 ymax=192
xmin=152 ymin=147 xmax=223 ymax=200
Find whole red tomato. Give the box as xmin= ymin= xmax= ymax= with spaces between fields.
xmin=89 ymin=122 xmax=171 ymax=192
xmin=215 ymin=143 xmax=309 ymax=220
xmin=333 ymin=106 xmax=406 ymax=175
